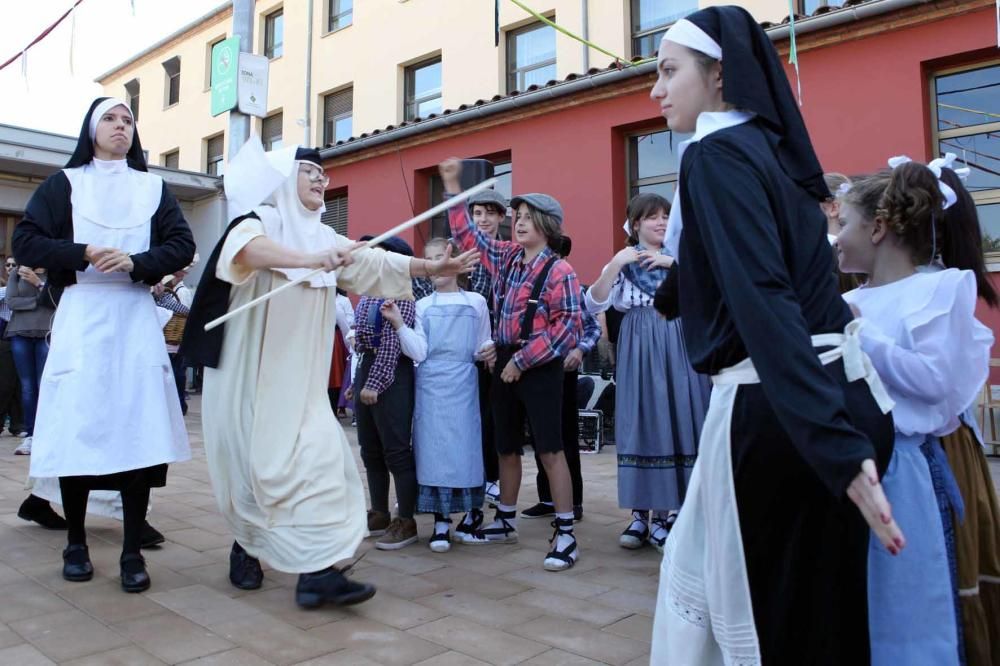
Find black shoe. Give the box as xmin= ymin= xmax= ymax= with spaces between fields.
xmin=120 ymin=553 xmax=151 ymax=593
xmin=140 ymin=521 xmax=165 ymax=549
xmin=18 ymin=495 xmax=68 ymax=530
xmin=229 ymin=541 xmax=263 ymax=590
xmin=62 ymin=544 xmax=94 ymax=582
xmin=520 ymin=502 xmax=555 ymax=519
xmin=574 ymin=505 xmax=583 ymax=522
xmin=295 ymin=567 xmax=376 ymax=609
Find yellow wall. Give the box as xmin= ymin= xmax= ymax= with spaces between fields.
xmin=100 ymin=0 xmax=793 ymax=173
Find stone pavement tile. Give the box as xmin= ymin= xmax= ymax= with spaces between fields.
xmin=9 ymin=524 xmax=68 ymax=549
xmin=239 ymin=586 xmax=352 ymax=630
xmin=9 ymin=608 xmax=131 ymax=662
xmin=407 ymin=616 xmax=549 ymax=666
xmin=179 ymin=646 xmax=277 ymax=665
xmin=413 ymin=650 xmax=491 ymax=665
xmin=0 ymin=642 xmax=56 ymax=665
xmin=182 ymin=512 xmax=234 ymax=535
xmin=141 ymin=515 xmax=192 ymax=533
xmin=348 ymin=589 xmax=448 ymax=630
xmin=602 ymin=614 xmax=653 ymax=641
xmin=144 ymin=541 xmax=217 ymax=570
xmin=420 ymin=589 xmax=544 ymax=629
xmin=417 ymin=566 xmax=530 ymax=601
xmin=210 ymin=614 xmax=336 ymax=666
xmin=148 ymin=584 xmax=262 ymax=629
xmin=565 ymin=566 xmax=659 ymax=595
xmin=500 ymin=567 xmax=612 ymax=600
xmin=0 ymin=561 xmax=23 ymax=585
xmin=520 ymin=649 xmax=606 ymax=665
xmin=60 ymin=577 xmax=165 ymax=624
xmin=500 ymin=546 xmax=602 ymax=576
xmin=293 ymin=649 xmax=382 ymax=665
xmin=433 ymin=548 xmax=525 ymax=577
xmin=0 ymin=580 xmax=73 ymax=623
xmin=364 ymin=548 xmax=448 ymax=575
xmin=590 ymin=587 xmax=657 ymax=617
xmin=510 ymin=616 xmax=648 ymax=666
xmin=349 ymin=563 xmax=447 ymax=600
xmin=307 ymin=617 xmax=448 ymax=665
xmin=0 ymin=539 xmax=63 ymax=572
xmin=504 ymin=589 xmax=632 ymax=627
xmin=163 ymin=527 xmax=236 ymax=553
xmin=112 ymin=611 xmax=235 ymax=663
xmin=154 ymin=561 xmax=250 ymax=600
xmin=624 ymin=655 xmax=650 ymax=666
xmin=62 ymin=645 xmax=168 ymax=665
xmin=0 ymin=623 xmax=24 ymax=649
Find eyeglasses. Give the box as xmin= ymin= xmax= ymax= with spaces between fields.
xmin=298 ymin=166 xmax=330 ymax=184
xmin=4 ymin=263 xmax=15 ymax=268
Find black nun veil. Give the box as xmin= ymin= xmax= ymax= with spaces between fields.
xmin=65 ymin=97 xmax=149 ymax=172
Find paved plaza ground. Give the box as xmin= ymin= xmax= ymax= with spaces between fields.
xmin=1 ymin=396 xmax=997 ymax=665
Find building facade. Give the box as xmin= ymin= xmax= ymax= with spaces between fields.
xmin=97 ymin=0 xmax=800 ymax=175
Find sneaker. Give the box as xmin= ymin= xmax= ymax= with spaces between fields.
xmin=429 ymin=526 xmax=451 ymax=553
xmin=543 ymin=517 xmax=579 ymax=572
xmin=140 ymin=521 xmax=165 ymax=549
xmin=521 ymin=502 xmax=555 ymax=519
xmin=18 ymin=495 xmax=67 ymax=529
xmin=296 ymin=566 xmax=375 ymax=609
xmin=484 ymin=481 xmax=500 ymax=505
xmin=619 ymin=514 xmax=649 ymax=550
xmin=14 ymin=436 xmax=32 ymax=455
xmin=461 ymin=508 xmax=518 ymax=545
xmin=367 ymin=509 xmax=391 ymax=537
xmin=453 ymin=509 xmax=484 ymax=542
xmin=375 ymin=517 xmax=418 ymax=550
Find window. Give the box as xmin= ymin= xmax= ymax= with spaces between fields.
xmin=404 ymin=58 xmax=442 ymax=121
xmin=124 ymin=79 xmax=140 ymax=122
xmin=428 ymin=158 xmax=512 ymax=239
xmin=162 ymin=150 xmax=180 ymax=170
xmin=323 ymin=87 xmax=353 ymax=146
xmin=507 ymin=21 xmax=556 ymax=92
xmin=205 ymin=134 xmax=224 ymax=175
xmin=265 ymin=9 xmax=283 ymax=59
xmin=262 ymin=112 xmax=283 ymax=151
xmin=631 ymin=1 xmax=672 ymax=58
xmin=798 ymin=0 xmax=842 ymax=15
xmin=205 ymin=36 xmax=225 ymax=88
xmin=322 ymin=191 xmax=349 ymax=235
xmin=163 ymin=56 xmax=181 ymax=107
xmin=933 ymin=62 xmax=1000 ymax=253
xmin=328 ymin=0 xmax=353 ymax=32
xmin=627 ymin=129 xmax=690 ymax=200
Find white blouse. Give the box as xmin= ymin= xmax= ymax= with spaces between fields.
xmin=843 ymin=268 xmax=993 ymax=436
xmin=585 ymin=269 xmax=654 ymax=314
xmin=397 ymin=291 xmax=493 ymax=363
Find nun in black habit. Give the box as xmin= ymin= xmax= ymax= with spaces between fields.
xmin=647 ymin=8 xmax=902 ymax=665
xmin=14 ymin=97 xmax=195 ymax=593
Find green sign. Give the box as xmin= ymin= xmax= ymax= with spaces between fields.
xmin=210 ymin=36 xmax=240 ymax=117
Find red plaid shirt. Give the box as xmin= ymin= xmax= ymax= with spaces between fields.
xmin=449 ymin=203 xmax=581 ymax=371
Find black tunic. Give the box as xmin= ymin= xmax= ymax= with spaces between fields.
xmin=674 ymin=120 xmax=894 ymax=665
xmin=13 ymin=171 xmax=196 ymax=303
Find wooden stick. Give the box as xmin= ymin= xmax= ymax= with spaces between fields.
xmin=203 ymin=177 xmax=498 ymax=332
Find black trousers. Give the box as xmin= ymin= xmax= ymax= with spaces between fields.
xmin=0 ymin=338 xmax=24 ymax=433
xmin=477 ymin=362 xmax=499 ymax=483
xmin=534 ymin=369 xmax=583 ymax=506
xmin=491 ymin=348 xmax=564 ymax=456
xmin=168 ymin=352 xmax=187 ymax=416
xmin=355 ymin=354 xmax=417 ymax=519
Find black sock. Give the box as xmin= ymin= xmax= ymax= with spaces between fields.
xmin=121 ymin=484 xmax=151 ymax=556
xmin=58 ymin=477 xmax=89 ymax=546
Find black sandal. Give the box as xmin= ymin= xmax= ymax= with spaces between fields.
xmin=544 ymin=517 xmax=578 ymax=571
xmin=460 ymin=508 xmax=518 ymax=545
xmin=619 ymin=516 xmax=650 ymax=550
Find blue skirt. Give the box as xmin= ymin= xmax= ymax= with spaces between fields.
xmin=869 ymin=432 xmax=962 ymax=665
xmin=416 ymin=485 xmax=485 ymax=515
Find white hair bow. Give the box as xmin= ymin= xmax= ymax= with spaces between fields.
xmin=886 ymin=155 xmax=958 ymax=210
xmin=836 ymin=182 xmax=852 ymax=197
xmin=928 ymin=152 xmax=971 ymax=182
xmin=622 ymin=218 xmax=631 ymax=236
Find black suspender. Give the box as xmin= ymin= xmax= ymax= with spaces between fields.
xmin=496 ymin=252 xmax=559 ymax=346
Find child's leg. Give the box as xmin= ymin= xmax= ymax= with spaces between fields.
xmin=537 ymin=451 xmax=573 ymax=515
xmin=355 ymin=359 xmax=390 ymax=513
xmin=372 ymin=363 xmax=416 ymax=519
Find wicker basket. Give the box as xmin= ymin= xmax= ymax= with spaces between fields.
xmin=164 ymin=312 xmax=188 ymax=346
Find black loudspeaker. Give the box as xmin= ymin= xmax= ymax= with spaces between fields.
xmin=459 ymin=159 xmax=494 ymax=190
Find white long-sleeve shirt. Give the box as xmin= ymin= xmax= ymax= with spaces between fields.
xmin=396 ymin=291 xmax=493 ymax=363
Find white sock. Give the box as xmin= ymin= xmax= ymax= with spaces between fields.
xmin=489 ymin=504 xmax=517 ymax=530
xmin=541 ymin=501 xmax=554 ymax=507
xmin=554 ymin=511 xmax=576 ymax=553
xmin=434 ymin=521 xmax=450 ymax=535
xmin=460 ymin=509 xmax=482 ymax=527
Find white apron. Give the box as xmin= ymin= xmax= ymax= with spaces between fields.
xmin=650 ymin=321 xmax=894 ymax=665
xmin=28 ymin=190 xmax=190 ymax=479
xmin=413 ymin=291 xmax=484 ymax=489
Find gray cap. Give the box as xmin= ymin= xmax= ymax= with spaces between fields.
xmin=467 ymin=188 xmax=509 ymax=210
xmin=509 ymin=193 xmax=563 ymax=226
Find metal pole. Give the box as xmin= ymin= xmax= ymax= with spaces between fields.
xmin=228 ymin=0 xmax=254 ymax=159
xmin=304 ymin=0 xmax=314 ymax=145
xmin=580 ymin=0 xmax=589 ymax=71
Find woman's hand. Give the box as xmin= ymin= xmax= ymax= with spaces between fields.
xmin=500 ymin=358 xmax=522 ymax=384
xmin=380 ymin=300 xmax=404 ymax=329
xmin=438 ymin=158 xmax=462 ymax=193
xmin=18 ymin=267 xmax=42 ymax=287
xmin=94 ymin=250 xmax=134 ymax=274
xmin=309 ymin=242 xmax=365 ymax=272
xmin=612 ymin=247 xmax=640 ymax=268
xmin=638 ymin=251 xmax=674 ymax=270
xmin=426 ymin=244 xmax=479 ymax=278
xmin=477 ymin=342 xmax=497 ymax=366
xmin=847 ymin=459 xmax=905 ymax=555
